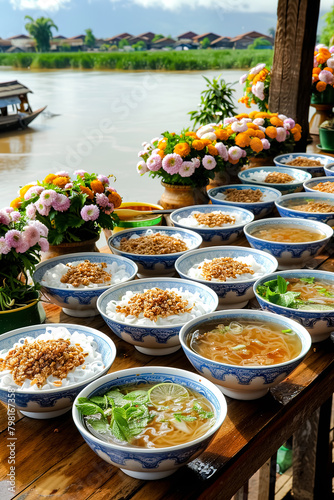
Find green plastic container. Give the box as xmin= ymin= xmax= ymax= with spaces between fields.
xmin=0 ymin=293 xmax=46 ymax=335
xmin=319 ymin=126 xmax=334 ymax=151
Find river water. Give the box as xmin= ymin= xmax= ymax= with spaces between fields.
xmin=0 ymin=68 xmax=245 ymax=209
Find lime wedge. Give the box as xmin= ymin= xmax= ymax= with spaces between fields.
xmin=148 ymin=383 xmax=189 ymax=407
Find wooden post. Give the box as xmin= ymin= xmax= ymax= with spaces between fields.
xmin=269 ymin=0 xmax=321 ymax=151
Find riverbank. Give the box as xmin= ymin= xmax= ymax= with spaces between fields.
xmin=0 ymin=49 xmax=273 ymax=71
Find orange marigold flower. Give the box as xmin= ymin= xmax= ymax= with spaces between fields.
xmin=158 ymin=140 xmax=167 ymax=150
xmin=200 ymin=139 xmax=212 ymax=146
xmin=185 ymin=131 xmax=197 ymax=138
xmin=313 ymin=67 xmax=321 ymax=75
xmin=108 ymin=191 xmax=122 ymax=208
xmin=10 ymin=197 xmax=22 ymax=209
xmin=215 ymin=129 xmax=229 ymax=141
xmin=255 ymin=112 xmax=270 ymax=119
xmin=90 ymin=180 xmax=105 ymax=194
xmin=316 ymin=54 xmax=328 ymax=64
xmin=248 ymin=111 xmax=258 ymax=120
xmin=319 ymin=47 xmax=331 ymax=58
xmin=229 ymin=158 xmax=240 ymax=165
xmin=53 ymin=176 xmax=69 ymax=188
xmin=247 ymin=122 xmax=259 ymax=130
xmin=316 ymin=81 xmax=327 ymax=92
xmin=235 ymin=133 xmax=251 ymax=148
xmin=270 ymin=117 xmax=284 ymax=127
xmin=293 ymin=132 xmax=302 ymax=142
xmin=250 ymin=137 xmax=264 ymax=153
xmin=192 ymin=140 xmax=205 ymax=150
xmin=312 ymin=74 xmax=320 ymax=82
xmin=174 ymin=142 xmax=191 ymax=157
xmin=80 ymin=185 xmax=94 ymax=200
xmin=265 ymin=126 xmax=277 ymax=139
xmin=324 ymin=67 xmax=333 ymax=74
xmin=244 ymin=128 xmax=256 ymax=137
xmin=19 ymin=184 xmax=35 ymax=198
xmin=294 ymin=123 xmax=302 ymax=133
xmin=156 ymin=149 xmax=165 ymax=159
xmin=235 ymin=113 xmax=250 ymax=119
xmin=253 ymin=130 xmax=265 ymax=140
xmin=246 ymin=86 xmax=252 ymax=93
xmin=43 ymin=174 xmax=58 ymax=184
xmin=207 ymin=145 xmax=218 ymax=156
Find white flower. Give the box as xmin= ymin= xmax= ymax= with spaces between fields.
xmin=201 ymin=132 xmax=217 ymax=141
xmin=197 ymin=125 xmax=215 ymax=138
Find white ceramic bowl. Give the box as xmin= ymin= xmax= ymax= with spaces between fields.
xmin=179 ymin=309 xmax=311 ymax=400
xmin=238 ymin=166 xmax=311 ymax=194
xmin=175 ymin=246 xmax=278 ymax=308
xmin=254 ymin=269 xmax=334 ymax=342
xmin=170 ymin=204 xmax=254 ymax=246
xmin=275 ymin=192 xmax=334 ymax=226
xmin=107 ymin=226 xmax=202 ymax=278
xmin=33 ymin=252 xmax=138 ymax=318
xmin=274 ymin=152 xmax=334 ymax=177
xmin=72 ymin=366 xmax=227 ymax=480
xmin=0 ymin=323 xmax=116 ymax=419
xmin=96 ymin=277 xmax=219 ymax=356
xmin=207 ymin=184 xmax=281 ymax=220
xmin=243 ymin=217 xmax=333 ymax=269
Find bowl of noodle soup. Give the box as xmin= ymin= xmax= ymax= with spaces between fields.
xmin=243 ymin=217 xmax=333 ymax=269
xmin=96 ymin=277 xmax=219 ymax=356
xmin=179 ymin=309 xmax=311 ymax=400
xmin=72 ymin=366 xmax=227 ymax=480
xmin=0 ymin=323 xmax=116 ymax=419
xmin=254 ymin=269 xmax=334 ymax=342
xmin=275 ymin=192 xmax=334 ymax=226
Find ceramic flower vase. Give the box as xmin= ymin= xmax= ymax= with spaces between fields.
xmin=206 ymin=166 xmax=242 ymax=190
xmin=309 ymin=86 xmax=334 ymax=136
xmin=243 ymin=156 xmax=275 ymax=170
xmin=159 ymin=182 xmax=209 ymax=209
xmin=41 ymin=236 xmax=100 ymax=261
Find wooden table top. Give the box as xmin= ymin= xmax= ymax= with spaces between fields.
xmin=1 ymin=233 xmax=334 ymax=500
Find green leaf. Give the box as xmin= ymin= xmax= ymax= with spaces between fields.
xmin=75 ymin=398 xmax=104 ymax=416
xmin=89 ymin=396 xmax=108 ymax=409
xmin=110 ymin=407 xmax=132 ymax=442
xmin=174 ymin=413 xmax=197 ymax=422
xmin=123 ymin=390 xmax=149 ymax=404
xmin=86 ymin=417 xmax=109 ymax=433
xmin=299 ymin=277 xmax=315 ymax=284
xmin=277 ymin=275 xmax=288 ymax=294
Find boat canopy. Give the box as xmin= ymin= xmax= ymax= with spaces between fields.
xmin=0 ymin=96 xmax=21 ymax=108
xmin=0 ymin=81 xmax=32 ymax=100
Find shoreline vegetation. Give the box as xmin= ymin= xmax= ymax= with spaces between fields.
xmin=0 ymin=49 xmax=273 ymax=71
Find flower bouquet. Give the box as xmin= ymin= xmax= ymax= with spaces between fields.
xmin=11 ymin=171 xmax=122 ymax=246
xmin=137 ymin=128 xmax=248 ymax=189
xmin=312 ymin=45 xmax=334 ymax=97
xmin=239 ymin=63 xmax=271 ymax=112
xmin=214 ymin=111 xmax=302 ymax=162
xmin=0 ymin=208 xmax=48 ymax=311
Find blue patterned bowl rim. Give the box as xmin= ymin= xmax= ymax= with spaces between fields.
xmin=207 ymin=184 xmax=281 ymax=205
xmin=33 ymin=252 xmax=138 ymax=291
xmin=96 ymin=277 xmax=219 ymax=329
xmin=72 ymin=366 xmax=227 ymax=452
xmin=303 ymin=176 xmax=334 ymax=191
xmin=175 ymin=245 xmax=278 ymax=284
xmin=244 ymin=216 xmax=333 ymax=244
xmin=275 ymin=192 xmax=334 ymax=213
xmin=179 ymin=309 xmax=312 ymax=370
xmin=324 ymin=164 xmax=334 ymax=173
xmin=253 ymin=269 xmax=334 ymax=316
xmin=108 ymin=226 xmax=203 ymax=256
xmin=0 ymin=323 xmax=117 ymax=394
xmin=238 ymin=166 xmax=312 ymax=186
xmin=170 ymin=204 xmax=254 ymax=230
xmin=274 ymin=153 xmax=334 ymax=167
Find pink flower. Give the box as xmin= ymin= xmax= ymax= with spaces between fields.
xmin=231 ymin=121 xmax=248 ymax=133
xmin=239 ymin=73 xmax=247 ymax=84
xmin=97 ymin=175 xmax=109 ymax=185
xmin=283 ymin=118 xmax=295 ymax=130
xmin=81 ymin=205 xmax=100 ymax=221
xmin=138 ymin=150 xmax=146 ymax=157
xmin=0 ymin=211 xmax=11 ymax=226
xmin=24 ymin=185 xmax=44 ymax=200
xmin=26 ymin=203 xmax=37 ymax=219
xmin=55 ymin=170 xmax=69 ymax=178
xmin=65 ymin=183 xmax=73 ymax=189
xmin=22 ymin=225 xmax=40 ymax=247
xmin=40 ymin=189 xmax=57 ymax=206
xmin=52 ymin=193 xmax=70 ymax=212
xmin=319 ymin=70 xmax=334 ymax=85
xmin=261 ymin=139 xmax=271 ymax=150
xmin=223 ymin=117 xmax=238 ymax=126
xmin=192 ymin=158 xmax=200 ymax=169
xmin=4 ymin=207 xmax=13 ymax=214
xmin=137 ymin=161 xmax=148 ymax=174
xmin=5 ymin=229 xmax=22 ymax=248
xmin=74 ymin=170 xmax=87 ymax=178
xmin=39 ymin=238 xmax=49 ymax=252
xmin=162 ymin=154 xmax=183 ymax=175
xmin=255 ymin=63 xmax=266 ymax=72
xmin=35 ymin=201 xmax=51 ymax=217
xmin=252 ymin=81 xmax=265 ymax=100
xmin=96 ymin=193 xmax=110 ymax=207
xmin=315 ymin=43 xmax=327 ymax=51
xmin=253 ymin=118 xmax=265 ymax=126
xmin=276 ymin=127 xmax=287 ymax=142
xmin=241 ymin=149 xmax=247 ymax=157
xmin=228 ymin=146 xmax=243 ymax=162
xmin=330 ymin=46 xmax=334 ymax=54
xmin=326 ymin=57 xmax=334 ymax=69
xmin=147 ymin=154 xmax=162 ymax=172
xmin=30 ymin=220 xmax=48 ymax=237
xmin=215 ymin=142 xmax=228 ymax=161
xmin=202 ymin=155 xmax=217 ymax=170
xmin=0 ymin=237 xmax=10 ymax=255
xmin=15 ymin=240 xmax=30 ymax=254
xmin=179 ymin=161 xmax=195 ymax=177
xmin=10 ymin=211 xmax=21 ymax=222
xmin=278 ymin=114 xmax=288 ymax=121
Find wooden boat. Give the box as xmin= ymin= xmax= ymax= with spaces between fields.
xmin=0 ymin=80 xmax=46 ymax=131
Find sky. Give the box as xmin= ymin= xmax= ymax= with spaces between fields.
xmin=0 ymin=0 xmax=333 ymax=40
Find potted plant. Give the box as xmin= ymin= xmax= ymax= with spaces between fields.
xmin=0 ymin=208 xmax=49 ymax=334
xmin=239 ymin=63 xmax=271 ymax=112
xmin=310 ymin=45 xmax=334 ymax=134
xmin=136 ymin=128 xmax=248 ymax=208
xmin=10 ymin=170 xmax=122 ymax=258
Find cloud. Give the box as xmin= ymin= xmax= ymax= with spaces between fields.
xmin=10 ymin=0 xmax=71 ymax=10
xmin=108 ymin=0 xmax=280 ymax=13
